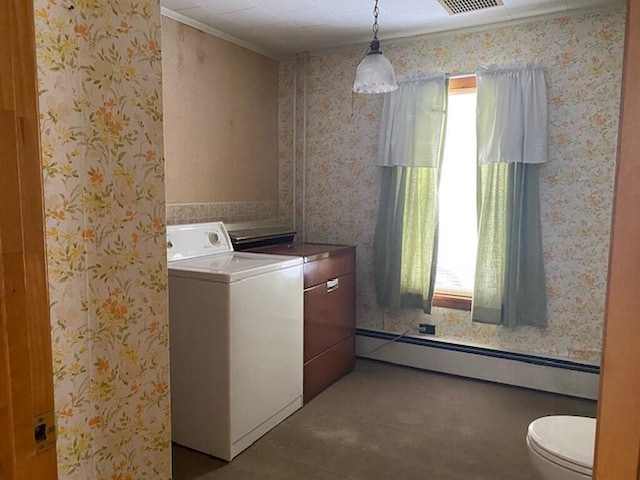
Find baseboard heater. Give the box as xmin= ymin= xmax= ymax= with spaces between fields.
xmin=356 ymin=328 xmax=600 ymax=400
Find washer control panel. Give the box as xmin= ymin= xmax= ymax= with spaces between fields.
xmin=167 ymin=221 xmax=234 ymax=262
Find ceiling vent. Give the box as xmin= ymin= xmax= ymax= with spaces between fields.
xmin=437 ymin=0 xmax=503 ymax=15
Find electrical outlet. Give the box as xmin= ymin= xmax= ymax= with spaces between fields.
xmin=418 ymin=323 xmax=436 ymax=335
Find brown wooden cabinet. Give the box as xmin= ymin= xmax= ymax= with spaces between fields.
xmin=248 ymin=243 xmax=356 ymax=403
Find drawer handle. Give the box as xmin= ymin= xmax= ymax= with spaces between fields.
xmin=327 ymin=278 xmax=339 ymax=292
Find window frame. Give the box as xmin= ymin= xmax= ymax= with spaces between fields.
xmin=432 ymin=75 xmax=477 ymax=312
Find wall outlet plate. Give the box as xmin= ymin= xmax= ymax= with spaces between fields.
xmin=418 ymin=323 xmax=436 ymax=335
xmin=34 ymin=411 xmax=56 ymax=452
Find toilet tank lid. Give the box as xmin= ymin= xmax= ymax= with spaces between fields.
xmin=528 ymin=415 xmax=596 ymax=469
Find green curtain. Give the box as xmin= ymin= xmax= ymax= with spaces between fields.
xmin=473 ymin=162 xmax=547 ymax=326
xmin=473 ymin=66 xmax=548 ymax=327
xmin=374 ymin=167 xmax=439 ymax=312
xmin=373 ymin=75 xmax=447 ymax=314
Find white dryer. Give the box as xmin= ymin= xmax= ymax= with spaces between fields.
xmin=167 ymin=222 xmax=303 ymax=461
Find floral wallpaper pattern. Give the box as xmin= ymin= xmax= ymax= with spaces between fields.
xmin=34 ymin=0 xmax=170 ymax=478
xmin=278 ymin=62 xmax=296 ymax=229
xmin=280 ymin=9 xmax=625 ymax=363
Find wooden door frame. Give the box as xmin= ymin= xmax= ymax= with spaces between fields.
xmin=1 ymin=0 xmax=58 ymax=479
xmin=593 ymin=1 xmax=640 ymax=478
xmin=2 ymin=1 xmax=638 ymax=480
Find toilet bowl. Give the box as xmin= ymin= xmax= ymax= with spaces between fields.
xmin=526 ymin=416 xmax=596 ymax=480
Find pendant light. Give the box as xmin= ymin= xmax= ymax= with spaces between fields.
xmin=353 ymin=0 xmax=398 ymax=94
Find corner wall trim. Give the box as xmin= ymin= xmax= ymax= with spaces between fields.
xmin=356 ymin=328 xmax=600 ymax=399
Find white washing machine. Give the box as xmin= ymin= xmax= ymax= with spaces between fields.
xmin=167 ymin=222 xmax=303 ymax=461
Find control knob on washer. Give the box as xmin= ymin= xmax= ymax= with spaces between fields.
xmin=208 ymin=232 xmax=220 ymax=245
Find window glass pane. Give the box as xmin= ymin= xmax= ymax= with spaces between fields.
xmin=435 ymin=91 xmax=477 ymax=295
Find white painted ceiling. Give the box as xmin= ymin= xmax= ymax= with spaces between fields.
xmin=161 ymin=0 xmax=624 ymax=58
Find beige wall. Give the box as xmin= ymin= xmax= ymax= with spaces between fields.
xmin=162 ymin=17 xmax=279 ymax=205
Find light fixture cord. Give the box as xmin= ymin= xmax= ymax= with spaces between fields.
xmin=372 ymin=0 xmax=379 ymax=40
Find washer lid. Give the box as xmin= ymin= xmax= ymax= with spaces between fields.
xmin=527 ymin=416 xmax=596 ymax=470
xmin=168 ymin=252 xmax=302 ymax=283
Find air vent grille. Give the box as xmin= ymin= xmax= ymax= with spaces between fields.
xmin=438 ymin=0 xmax=503 ymax=15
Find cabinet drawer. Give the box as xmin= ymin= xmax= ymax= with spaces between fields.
xmin=304 ymin=272 xmax=355 ymax=362
xmin=304 ymin=251 xmax=355 ymax=289
xmin=304 ymin=335 xmax=355 ymax=404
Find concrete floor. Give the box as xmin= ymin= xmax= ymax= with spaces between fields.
xmin=172 ymin=359 xmax=596 ymax=480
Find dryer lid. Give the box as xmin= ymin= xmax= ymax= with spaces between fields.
xmin=527 ymin=416 xmax=596 ymax=470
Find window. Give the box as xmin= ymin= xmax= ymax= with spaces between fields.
xmin=433 ymin=76 xmax=477 ymax=310
xmin=375 ymin=72 xmax=545 ymax=319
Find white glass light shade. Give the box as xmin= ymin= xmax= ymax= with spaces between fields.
xmin=353 ymin=52 xmax=398 ymax=94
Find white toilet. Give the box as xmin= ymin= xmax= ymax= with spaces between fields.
xmin=526 ymin=415 xmax=596 ymax=480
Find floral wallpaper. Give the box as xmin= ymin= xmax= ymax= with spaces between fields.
xmin=34 ymin=0 xmax=170 ymax=479
xmin=278 ymin=62 xmax=296 ymax=229
xmin=280 ymin=9 xmax=625 ymax=363
xmin=279 ymin=55 xmax=315 ymax=238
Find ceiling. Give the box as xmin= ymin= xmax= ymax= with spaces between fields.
xmin=161 ymin=0 xmax=624 ymax=58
